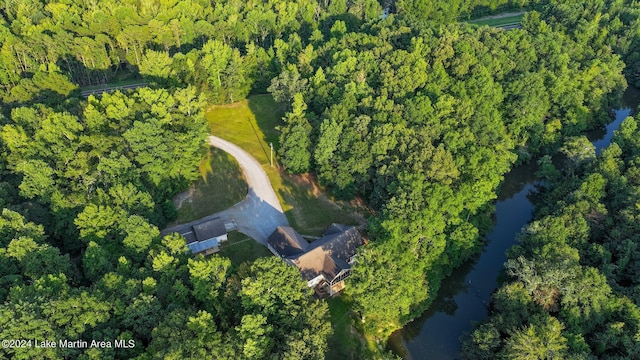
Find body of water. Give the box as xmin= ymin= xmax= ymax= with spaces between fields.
xmin=387 ymin=87 xmax=639 ymax=359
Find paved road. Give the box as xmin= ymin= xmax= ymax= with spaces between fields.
xmin=162 ymin=135 xmax=289 ymax=245
xmin=80 ymin=83 xmax=147 ymax=97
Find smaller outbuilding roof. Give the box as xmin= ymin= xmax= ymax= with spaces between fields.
xmin=181 ymin=231 xmax=198 ymax=244
xmin=188 ymin=238 xmax=219 ymax=254
xmin=193 ymin=218 xmax=227 ymax=242
xmin=268 ymin=226 xmax=309 ymax=257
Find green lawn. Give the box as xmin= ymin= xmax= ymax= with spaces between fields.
xmin=206 ymin=94 xmax=281 ymax=165
xmin=218 ymin=231 xmax=272 ymax=267
xmin=173 ymin=148 xmax=247 ymax=224
xmin=206 ymin=94 xmax=366 ymax=236
xmin=467 ymin=13 xmax=524 ymax=27
xmin=276 ymin=174 xmax=363 ymax=236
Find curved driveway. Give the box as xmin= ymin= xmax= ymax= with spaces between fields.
xmin=162 ymin=135 xmax=289 ymax=245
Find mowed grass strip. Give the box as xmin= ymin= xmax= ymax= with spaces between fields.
xmin=173 ymin=147 xmax=247 ymax=224
xmin=218 ymin=231 xmax=272 ymax=267
xmin=78 ymin=77 xmax=144 ymax=92
xmin=467 ymin=13 xmax=524 ymax=27
xmin=206 ymin=94 xmax=364 ymax=236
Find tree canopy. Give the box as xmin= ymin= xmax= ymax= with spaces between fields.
xmin=463 ymin=114 xmax=640 ymax=358
xmin=2 ymin=0 xmax=640 ymax=358
xmin=266 ymin=5 xmax=633 ymax=339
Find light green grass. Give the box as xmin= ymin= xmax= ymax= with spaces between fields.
xmin=467 ymin=13 xmax=524 ymax=27
xmin=206 ymin=95 xmax=366 ymax=236
xmin=173 ymin=148 xmax=247 ymax=224
xmin=218 ymin=231 xmax=272 ymax=267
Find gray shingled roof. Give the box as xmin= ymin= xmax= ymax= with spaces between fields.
xmin=294 ymin=225 xmax=362 ymax=280
xmin=192 ymin=218 xmax=227 ymax=242
xmin=304 ymin=226 xmax=363 ymax=262
xmin=267 ymin=226 xmax=309 ymax=257
xmin=270 ymin=224 xmax=363 ymax=283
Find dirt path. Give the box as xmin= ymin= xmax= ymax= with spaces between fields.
xmin=173 ymin=187 xmax=194 ymax=209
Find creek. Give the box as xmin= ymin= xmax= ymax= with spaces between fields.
xmin=387 ymin=86 xmax=640 ymax=359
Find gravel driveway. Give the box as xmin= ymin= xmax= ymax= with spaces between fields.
xmin=162 ymin=135 xmax=289 ymax=245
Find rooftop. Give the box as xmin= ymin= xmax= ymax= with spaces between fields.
xmin=269 ymin=224 xmax=363 ymax=283
xmin=267 ymin=226 xmax=309 ymax=257
xmin=192 ymin=218 xmax=227 ymax=242
xmin=188 ymin=238 xmax=219 ymax=254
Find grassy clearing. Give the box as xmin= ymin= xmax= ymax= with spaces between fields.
xmin=206 ymin=94 xmax=367 ymax=236
xmin=79 ymin=78 xmax=144 ymax=92
xmin=277 ymin=173 xmax=367 ymax=236
xmin=218 ymin=231 xmax=272 ymax=267
xmin=467 ymin=13 xmax=524 ymax=27
xmin=207 ymin=94 xmax=281 ymax=165
xmin=326 ymin=296 xmax=367 ymax=359
xmin=173 ymin=148 xmax=247 ymax=224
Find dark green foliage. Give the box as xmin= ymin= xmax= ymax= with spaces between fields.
xmin=270 ymin=8 xmax=626 ymax=339
xmin=0 ymin=211 xmax=332 ymax=359
xmin=396 ymin=0 xmax=548 ymax=23
xmin=146 ymin=257 xmax=332 ymax=360
xmin=278 ymin=93 xmax=313 ymax=173
xmin=0 ymin=52 xmax=332 ymax=358
xmin=1 ymin=0 xmax=640 ymax=358
xmin=238 ymin=257 xmax=333 ymax=359
xmin=0 ymin=0 xmax=377 ymax=103
xmin=463 ymin=114 xmax=640 ymax=359
xmin=2 ymin=87 xmax=207 ymax=244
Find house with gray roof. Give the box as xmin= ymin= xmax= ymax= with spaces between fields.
xmin=267 ymin=224 xmax=364 ymax=297
xmin=184 ymin=218 xmax=228 ymax=255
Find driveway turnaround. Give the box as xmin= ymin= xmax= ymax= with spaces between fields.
xmin=162 ymin=135 xmax=289 ymax=245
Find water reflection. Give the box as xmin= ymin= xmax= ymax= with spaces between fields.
xmin=589 ymin=86 xmax=639 ymax=153
xmin=387 ymin=87 xmax=639 ymax=359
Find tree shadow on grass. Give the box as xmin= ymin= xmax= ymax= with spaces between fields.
xmin=219 ymin=231 xmax=272 ymax=267
xmin=174 ymin=148 xmax=248 ymax=223
xmin=278 ymin=183 xmax=321 ymax=234
xmin=247 ymin=94 xmax=286 ymax=150
xmin=277 ymin=173 xmax=360 ymax=236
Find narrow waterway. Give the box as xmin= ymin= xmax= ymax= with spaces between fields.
xmin=387 ymin=87 xmax=640 ymax=359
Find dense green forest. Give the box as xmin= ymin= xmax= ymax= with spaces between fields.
xmin=0 ymin=0 xmax=355 ymax=358
xmin=272 ymin=3 xmax=640 ymax=342
xmin=2 ymin=0 xmax=640 ymax=358
xmin=461 ymin=116 xmax=640 ymax=359
xmin=0 ymin=0 xmax=382 ymax=104
xmin=458 ymin=2 xmax=640 ymax=359
xmin=394 ymin=0 xmax=545 ymax=23
xmin=0 ymin=88 xmax=331 ymax=358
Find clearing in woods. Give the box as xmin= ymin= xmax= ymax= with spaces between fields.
xmin=206 ymin=94 xmax=368 ymax=236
